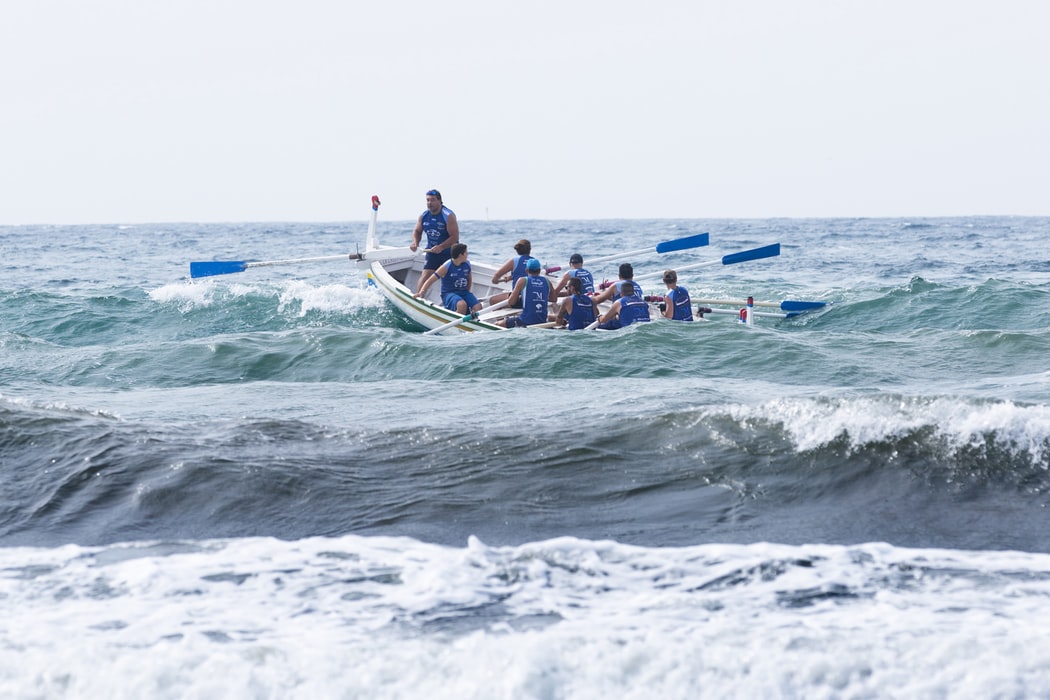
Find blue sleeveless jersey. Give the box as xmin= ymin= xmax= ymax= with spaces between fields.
xmin=520 ymin=275 xmax=551 ymax=325
xmin=615 ymin=279 xmax=642 ymax=300
xmin=618 ymin=293 xmax=651 ymax=326
xmin=567 ymin=293 xmax=596 ymax=330
xmin=440 ymin=259 xmax=471 ymax=297
xmin=511 ymin=255 xmax=534 ymax=287
xmin=569 ymin=268 xmax=595 ymax=294
xmin=421 ymin=206 xmax=454 ymax=249
xmin=669 ymin=286 xmax=693 ymax=321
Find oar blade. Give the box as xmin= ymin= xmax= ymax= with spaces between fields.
xmin=655 ymin=232 xmax=709 ymax=254
xmin=190 ymin=261 xmax=248 ymax=278
xmin=780 ymin=300 xmax=826 ymax=312
xmin=721 ymin=243 xmax=780 ymax=266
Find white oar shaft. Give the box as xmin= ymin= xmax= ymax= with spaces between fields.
xmin=704 ymin=308 xmax=788 ymax=319
xmin=244 ymin=255 xmax=347 ymax=269
xmin=423 ymin=299 xmax=511 ymax=335
xmin=634 ymin=258 xmax=719 ymax=281
xmin=241 ymin=246 xmax=417 ymax=269
xmin=693 ymin=298 xmax=786 ymax=309
xmin=584 ymin=246 xmax=659 ymax=266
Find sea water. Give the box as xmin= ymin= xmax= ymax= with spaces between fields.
xmin=2 ymin=215 xmax=1050 ymax=697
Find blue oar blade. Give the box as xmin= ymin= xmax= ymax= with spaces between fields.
xmin=780 ymin=300 xmax=826 ymax=312
xmin=655 ymin=232 xmax=709 ymax=254
xmin=721 ymin=243 xmax=780 ymax=266
xmin=190 ymin=260 xmax=249 ymax=278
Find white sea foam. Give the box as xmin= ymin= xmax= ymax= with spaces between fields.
xmin=2 ymin=535 xmax=1049 ymax=698
xmin=277 ymin=280 xmax=386 ymax=316
xmin=147 ymin=279 xmax=386 ymax=318
xmin=730 ymin=395 xmax=1050 ymax=463
xmin=147 ymin=280 xmax=222 ymax=310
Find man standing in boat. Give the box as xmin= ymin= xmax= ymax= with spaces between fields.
xmin=410 ymin=189 xmax=459 ymax=295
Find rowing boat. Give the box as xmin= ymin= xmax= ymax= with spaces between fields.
xmin=189 ymin=195 xmax=826 ymax=333
xmin=363 ymin=197 xmax=724 ymax=335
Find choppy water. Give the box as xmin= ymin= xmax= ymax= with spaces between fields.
xmin=3 ymin=214 xmax=1050 ymax=697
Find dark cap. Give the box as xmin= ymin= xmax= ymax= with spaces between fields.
xmin=569 ymin=253 xmax=583 ymax=265
xmin=425 ymin=189 xmax=441 ymax=200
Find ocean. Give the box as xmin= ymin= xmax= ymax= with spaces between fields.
xmin=2 ymin=213 xmax=1050 ymax=698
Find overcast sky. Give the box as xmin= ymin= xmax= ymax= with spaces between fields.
xmin=2 ymin=1 xmax=1048 ymax=224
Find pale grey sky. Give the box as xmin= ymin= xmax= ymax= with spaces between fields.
xmin=2 ymin=1 xmax=1048 ymax=224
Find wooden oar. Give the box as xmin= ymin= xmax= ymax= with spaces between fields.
xmin=423 ymin=300 xmax=511 ymax=336
xmin=633 ymin=243 xmax=781 ymax=281
xmin=547 ymin=232 xmax=709 ymax=272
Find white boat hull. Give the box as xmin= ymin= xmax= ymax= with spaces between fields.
xmin=367 ymin=253 xmax=512 ymax=334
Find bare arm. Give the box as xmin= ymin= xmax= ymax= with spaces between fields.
xmin=553 ymin=271 xmax=571 ymax=296
xmin=591 ymin=284 xmax=616 ymax=305
xmin=409 ymin=215 xmax=423 ymax=251
xmin=507 ymin=277 xmax=526 ymax=307
xmin=663 ymin=292 xmax=674 ymax=320
xmin=555 ymin=296 xmax=572 ymax=326
xmin=443 ymin=213 xmax=460 ymax=252
xmin=492 ymin=258 xmax=513 ymax=284
xmin=415 ymin=263 xmax=446 ymax=298
xmin=598 ymin=300 xmax=621 ymax=325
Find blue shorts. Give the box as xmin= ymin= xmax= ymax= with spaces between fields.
xmin=443 ymin=292 xmax=479 ymax=311
xmin=424 ymin=249 xmax=451 ymax=271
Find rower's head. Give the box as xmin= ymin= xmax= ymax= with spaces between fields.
xmin=619 ymin=263 xmax=634 ymax=280
xmin=569 ymin=253 xmax=583 ymax=267
xmin=526 ymin=257 xmax=542 ymax=275
xmin=567 ymin=277 xmax=583 ymax=294
xmin=515 ymin=239 xmax=531 ymax=255
xmin=662 ymin=269 xmax=677 ymax=286
xmin=620 ymin=280 xmax=636 ymax=296
xmin=450 ymin=243 xmax=468 ymax=262
xmin=425 ymin=189 xmax=442 ymax=212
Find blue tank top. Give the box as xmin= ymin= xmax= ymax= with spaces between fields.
xmin=567 ymin=293 xmax=596 ymax=330
xmin=668 ymin=286 xmax=693 ymax=321
xmin=421 ymin=207 xmax=454 ymax=249
xmin=520 ymin=275 xmax=551 ymax=325
xmin=440 ymin=259 xmax=470 ymax=297
xmin=569 ymin=268 xmax=595 ymax=294
xmin=618 ymin=293 xmax=651 ymax=326
xmin=615 ymin=279 xmax=642 ymax=300
xmin=511 ymin=255 xmax=534 ymax=287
